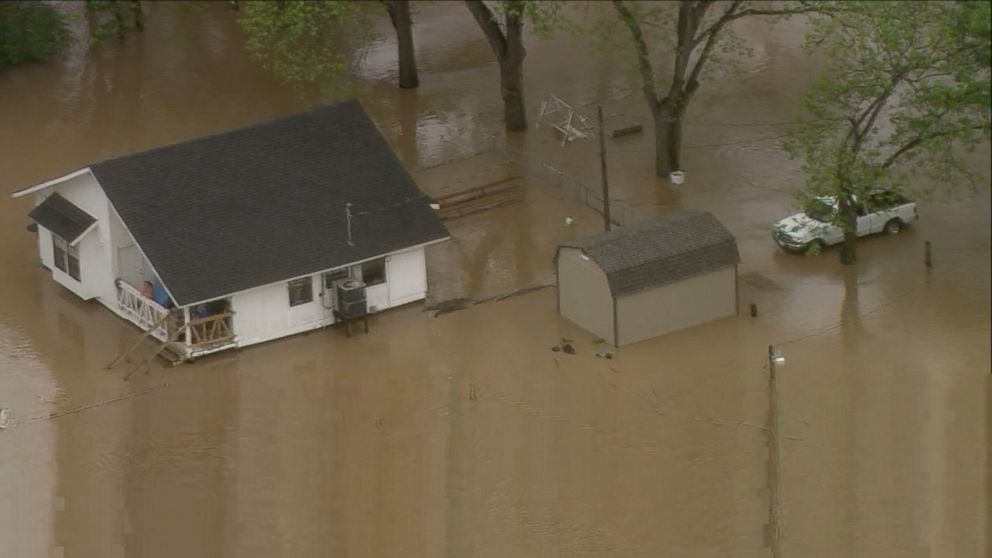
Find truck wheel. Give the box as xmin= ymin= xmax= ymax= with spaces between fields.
xmin=884 ymin=219 xmax=902 ymax=234
xmin=804 ymin=240 xmax=824 ymax=256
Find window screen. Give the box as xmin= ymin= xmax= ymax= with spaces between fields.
xmin=52 ymin=235 xmax=80 ymax=281
xmin=288 ymin=277 xmax=313 ymax=307
xmin=361 ymin=258 xmax=386 ymax=285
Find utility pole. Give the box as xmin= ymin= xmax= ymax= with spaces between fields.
xmin=598 ymin=106 xmax=611 ymax=231
xmin=768 ymin=345 xmax=785 ymax=558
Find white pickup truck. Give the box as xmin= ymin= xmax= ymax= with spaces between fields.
xmin=773 ymin=191 xmax=918 ymax=255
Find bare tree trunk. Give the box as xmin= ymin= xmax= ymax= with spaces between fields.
xmin=665 ymin=108 xmax=684 ymax=172
xmin=500 ymin=40 xmax=527 ymax=130
xmin=384 ymin=0 xmax=419 ymax=89
xmin=131 ymin=1 xmax=143 ymax=30
xmin=651 ymin=104 xmax=684 ymax=177
xmin=466 ymin=0 xmax=527 ymax=131
xmin=838 ymin=196 xmax=858 ymax=265
xmin=652 ymin=108 xmax=671 ymax=177
xmin=501 ymin=7 xmax=526 ymax=131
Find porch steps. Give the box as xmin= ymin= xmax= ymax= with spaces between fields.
xmin=160 ymin=342 xmax=188 ymax=367
xmin=435 ymin=177 xmax=523 ymax=219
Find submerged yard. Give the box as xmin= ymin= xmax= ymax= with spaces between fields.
xmin=0 ymin=2 xmax=988 ymax=557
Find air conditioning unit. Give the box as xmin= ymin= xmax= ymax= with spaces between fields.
xmin=334 ymin=279 xmax=367 ymax=317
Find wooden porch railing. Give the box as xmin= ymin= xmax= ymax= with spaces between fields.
xmin=115 ymin=279 xmax=169 ymax=341
xmin=185 ymin=311 xmax=235 ymax=349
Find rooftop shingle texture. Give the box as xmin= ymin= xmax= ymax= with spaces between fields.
xmin=28 ymin=192 xmax=96 ymax=244
xmin=559 ymin=210 xmax=739 ymax=296
xmin=91 ymin=100 xmax=449 ymax=305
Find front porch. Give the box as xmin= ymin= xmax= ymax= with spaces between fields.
xmin=114 ymin=279 xmax=237 ymax=363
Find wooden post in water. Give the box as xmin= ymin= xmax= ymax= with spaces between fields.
xmin=925 ymin=240 xmax=933 ymax=268
xmin=598 ymin=106 xmax=611 ymax=231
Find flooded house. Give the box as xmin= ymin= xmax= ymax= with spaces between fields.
xmin=11 ymin=101 xmax=449 ymax=362
xmin=555 ymin=210 xmax=740 ymax=346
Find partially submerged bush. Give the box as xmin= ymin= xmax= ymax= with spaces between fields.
xmin=0 ymin=1 xmax=70 ymax=66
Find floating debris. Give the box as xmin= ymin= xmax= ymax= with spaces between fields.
xmin=595 ymin=350 xmax=614 ymax=359
xmin=562 ymin=343 xmax=576 ymax=355
xmin=0 ymin=408 xmax=10 ymax=430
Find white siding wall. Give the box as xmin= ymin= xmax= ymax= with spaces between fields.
xmin=108 ymin=204 xmax=155 ymax=287
xmin=37 ymin=226 xmax=54 ymax=271
xmin=35 ymin=172 xmax=115 ymax=303
xmin=231 ymin=274 xmax=325 ymax=347
xmin=615 ymin=266 xmax=737 ymax=346
xmin=230 ymin=247 xmax=431 ymax=348
xmin=556 ymin=248 xmax=615 ymax=344
xmin=365 ymin=283 xmax=390 ymax=313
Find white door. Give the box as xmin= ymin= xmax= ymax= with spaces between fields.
xmin=387 ymin=248 xmax=427 ymax=306
xmin=116 ymin=244 xmax=141 ymax=286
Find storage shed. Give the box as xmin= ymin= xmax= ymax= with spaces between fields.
xmin=555 ymin=210 xmax=739 ymax=347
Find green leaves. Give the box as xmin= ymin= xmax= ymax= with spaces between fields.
xmin=239 ymin=0 xmax=373 ymax=89
xmin=785 ymin=0 xmax=991 ymax=208
xmin=0 ymin=1 xmax=70 ymax=66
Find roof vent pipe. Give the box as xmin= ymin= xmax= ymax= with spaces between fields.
xmin=346 ymin=203 xmax=354 ymax=246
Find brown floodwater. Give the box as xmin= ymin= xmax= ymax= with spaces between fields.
xmin=1 ymin=3 xmax=989 ymax=557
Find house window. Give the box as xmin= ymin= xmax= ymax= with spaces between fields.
xmin=288 ymin=277 xmax=313 ymax=307
xmin=323 ymin=268 xmax=350 ymax=290
xmin=52 ymin=235 xmax=80 ymax=281
xmin=361 ymin=258 xmax=386 ymax=285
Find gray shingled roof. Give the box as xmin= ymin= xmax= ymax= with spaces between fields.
xmin=90 ymin=100 xmax=449 ymax=305
xmin=28 ymin=192 xmax=96 ymax=244
xmin=558 ymin=210 xmax=739 ymax=297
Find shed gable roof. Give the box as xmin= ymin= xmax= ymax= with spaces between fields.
xmin=28 ymin=192 xmax=96 ymax=244
xmin=558 ymin=210 xmax=739 ymax=296
xmin=87 ymin=100 xmax=448 ymax=305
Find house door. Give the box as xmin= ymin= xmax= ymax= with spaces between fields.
xmin=321 ymin=267 xmax=351 ymax=320
xmin=117 ymin=244 xmax=142 ymax=286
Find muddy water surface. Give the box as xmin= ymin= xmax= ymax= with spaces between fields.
xmin=1 ymin=3 xmax=989 ymax=557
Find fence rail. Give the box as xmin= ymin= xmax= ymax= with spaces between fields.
xmin=115 ymin=280 xmax=169 ymax=341
xmin=482 ymin=134 xmax=628 ymax=227
xmin=186 ymin=311 xmax=235 ymax=349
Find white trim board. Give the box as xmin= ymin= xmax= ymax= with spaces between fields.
xmin=11 ymin=168 xmax=91 ymax=198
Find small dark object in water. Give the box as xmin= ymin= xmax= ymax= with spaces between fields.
xmin=595 ymin=350 xmax=614 ymax=359
xmin=750 ymin=303 xmax=758 ymax=317
xmin=610 ymin=124 xmax=643 ymax=138
xmin=551 ymin=346 xmax=561 ymax=352
xmin=562 ymin=343 xmax=576 ymax=355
